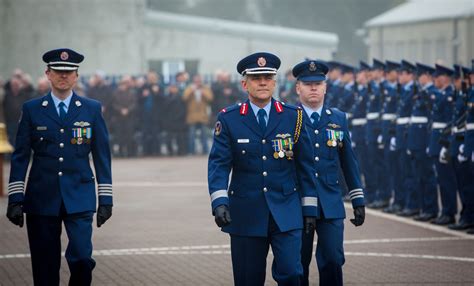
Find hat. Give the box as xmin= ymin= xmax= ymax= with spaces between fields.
xmin=415 ymin=63 xmax=435 ymax=76
xmin=385 ymin=60 xmax=401 ymax=72
xmin=358 ymin=61 xmax=371 ymax=72
xmin=453 ymin=64 xmax=461 ymax=79
xmin=292 ymin=60 xmax=328 ymax=82
xmin=400 ymin=60 xmax=416 ymax=73
xmin=42 ymin=48 xmax=84 ymax=71
xmin=339 ymin=63 xmax=355 ymax=74
xmin=461 ymin=66 xmax=471 ymax=77
xmin=372 ymin=59 xmax=385 ymax=70
xmin=433 ymin=64 xmax=454 ymax=77
xmin=326 ymin=60 xmax=341 ymax=70
xmin=237 ymin=52 xmax=281 ymax=76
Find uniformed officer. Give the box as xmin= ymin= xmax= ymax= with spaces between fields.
xmin=324 ymin=61 xmax=343 ymax=108
xmin=293 ymin=60 xmax=365 ymax=286
xmin=5 ymin=48 xmax=113 ymax=286
xmin=428 ymin=64 xmax=458 ymax=227
xmin=207 ymin=52 xmax=318 ymax=286
xmin=407 ymin=63 xmax=438 ymax=221
xmin=464 ymin=61 xmax=474 ymax=234
xmin=377 ymin=61 xmax=400 ymax=211
xmin=448 ymin=62 xmax=474 ymax=231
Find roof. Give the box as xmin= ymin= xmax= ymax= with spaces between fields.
xmin=145 ymin=10 xmax=338 ymax=48
xmin=365 ymin=0 xmax=474 ymax=27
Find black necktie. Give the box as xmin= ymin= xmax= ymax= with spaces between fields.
xmin=59 ymin=102 xmax=67 ymax=121
xmin=311 ymin=112 xmax=320 ymax=128
xmin=257 ymin=109 xmax=266 ymax=133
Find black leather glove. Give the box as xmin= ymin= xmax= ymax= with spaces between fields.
xmin=97 ymin=205 xmax=112 ymax=227
xmin=214 ymin=205 xmax=231 ymax=227
xmin=304 ymin=216 xmax=316 ymax=234
xmin=6 ymin=203 xmax=24 ymax=227
xmin=350 ymin=206 xmax=365 ymax=227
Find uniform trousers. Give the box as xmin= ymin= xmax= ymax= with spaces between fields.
xmin=26 ymin=209 xmax=95 ymax=286
xmin=301 ymin=218 xmax=344 ymax=286
xmin=397 ymin=149 xmax=416 ymax=211
xmin=409 ymin=150 xmax=437 ymax=214
xmin=455 ymin=160 xmax=474 ymax=223
xmin=230 ymin=215 xmax=302 ymax=286
xmin=434 ymin=159 xmax=458 ymax=217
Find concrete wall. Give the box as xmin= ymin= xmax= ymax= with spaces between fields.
xmin=0 ymin=0 xmax=146 ymax=80
xmin=366 ymin=17 xmax=474 ymax=65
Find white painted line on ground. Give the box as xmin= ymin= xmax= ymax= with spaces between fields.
xmin=1 ymin=236 xmax=471 ymax=260
xmin=114 ymin=181 xmax=207 ymax=187
xmin=344 ymin=202 xmax=474 ymax=239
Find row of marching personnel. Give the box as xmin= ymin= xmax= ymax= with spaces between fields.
xmin=324 ymin=59 xmax=474 ymax=234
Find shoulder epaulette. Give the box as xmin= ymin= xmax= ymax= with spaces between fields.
xmin=280 ymin=102 xmax=301 ymax=111
xmin=219 ymin=103 xmax=241 ymax=114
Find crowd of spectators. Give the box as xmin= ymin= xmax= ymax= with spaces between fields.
xmin=1 ymin=68 xmax=298 ymax=157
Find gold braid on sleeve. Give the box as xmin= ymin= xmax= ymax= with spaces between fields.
xmin=294 ymin=109 xmax=303 ymax=144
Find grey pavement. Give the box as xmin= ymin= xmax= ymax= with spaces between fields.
xmin=0 ymin=157 xmax=473 ymax=285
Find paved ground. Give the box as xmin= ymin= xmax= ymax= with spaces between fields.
xmin=0 ymin=156 xmax=473 ymax=285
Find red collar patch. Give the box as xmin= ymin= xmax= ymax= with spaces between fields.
xmin=240 ymin=103 xmax=248 ymax=115
xmin=274 ymin=101 xmax=283 ymax=113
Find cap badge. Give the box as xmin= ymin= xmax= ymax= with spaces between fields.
xmin=309 ymin=61 xmax=317 ymax=72
xmin=60 ymin=51 xmax=69 ymax=61
xmin=257 ymin=57 xmax=266 ymax=67
xmin=75 ymin=100 xmax=82 ymax=107
xmin=42 ymin=100 xmax=48 ymax=107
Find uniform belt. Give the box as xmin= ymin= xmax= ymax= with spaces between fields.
xmin=382 ymin=113 xmax=396 ymax=120
xmin=396 ymin=117 xmax=410 ymax=125
xmin=410 ymin=116 xmax=428 ymax=124
xmin=452 ymin=126 xmax=466 ymax=133
xmin=366 ymin=112 xmax=379 ymax=120
xmin=351 ymin=118 xmax=367 ymax=126
xmin=466 ymin=123 xmax=474 ymax=131
xmin=432 ymin=122 xmax=447 ymax=129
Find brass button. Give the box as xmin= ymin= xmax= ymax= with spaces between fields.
xmin=315 ymin=173 xmax=319 ymax=177
xmin=58 ymin=172 xmax=63 ymax=176
xmin=40 ymin=137 xmax=44 ymax=141
xmin=263 ymin=171 xmax=268 ymax=176
xmin=242 ymin=150 xmax=246 ymax=154
xmin=262 ymin=156 xmax=267 ymax=160
xmin=59 ymin=157 xmax=64 ymax=162
xmin=262 ymin=139 xmax=266 ymax=144
xmin=315 ymin=156 xmax=319 ymax=161
xmin=60 ymin=129 xmax=64 ymax=133
xmin=263 ymin=187 xmax=268 ymax=192
xmin=59 ymin=143 xmax=64 ymax=148
xmin=315 ymin=143 xmax=319 ymax=148
xmin=314 ymin=130 xmax=319 ymax=135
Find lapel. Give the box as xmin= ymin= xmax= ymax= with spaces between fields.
xmin=63 ymin=93 xmax=83 ymax=125
xmin=241 ymin=100 xmax=263 ymax=136
xmin=264 ymin=99 xmax=282 ymax=137
xmin=42 ymin=93 xmax=62 ymax=125
xmin=317 ymin=106 xmax=331 ymax=130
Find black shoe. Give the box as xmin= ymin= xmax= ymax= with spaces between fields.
xmin=431 ymin=215 xmax=455 ymax=225
xmin=371 ymin=200 xmax=389 ymax=209
xmin=413 ymin=213 xmax=437 ymax=222
xmin=397 ymin=209 xmax=419 ymax=217
xmin=448 ymin=221 xmax=474 ymax=231
xmin=383 ymin=204 xmax=402 ymax=214
xmin=467 ymin=228 xmax=474 ymax=235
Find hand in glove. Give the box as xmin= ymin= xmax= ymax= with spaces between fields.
xmin=214 ymin=205 xmax=231 ymax=227
xmin=304 ymin=216 xmax=316 ymax=234
xmin=97 ymin=205 xmax=113 ymax=227
xmin=377 ymin=135 xmax=383 ymax=145
xmin=350 ymin=206 xmax=365 ymax=227
xmin=6 ymin=203 xmax=24 ymax=227
xmin=457 ymin=144 xmax=468 ymax=163
xmin=439 ymin=147 xmax=449 ymax=164
xmin=390 ymin=137 xmax=397 ymax=151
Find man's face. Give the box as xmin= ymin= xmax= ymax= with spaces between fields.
xmin=45 ymin=69 xmax=78 ymax=93
xmin=386 ymin=70 xmax=399 ymax=82
xmin=241 ymin=74 xmax=276 ymax=104
xmin=418 ymin=74 xmax=431 ymax=86
xmin=398 ymin=71 xmax=413 ymax=85
xmin=296 ymin=80 xmax=327 ymax=108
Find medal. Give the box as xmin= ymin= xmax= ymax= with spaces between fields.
xmin=285 ymin=150 xmax=294 ymax=160
xmin=338 ymin=142 xmax=343 ymax=148
xmin=278 ymin=150 xmax=285 ymax=158
xmin=71 ymin=138 xmax=77 ymax=144
xmin=77 ymin=137 xmax=83 ymax=145
xmin=273 ymin=152 xmax=279 ymax=159
xmin=332 ymin=140 xmax=337 ymax=147
xmin=327 ymin=139 xmax=333 ymax=147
